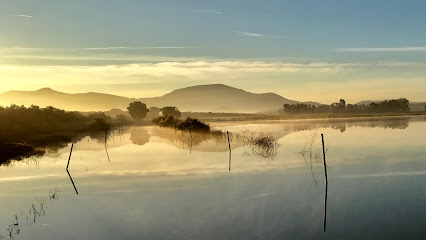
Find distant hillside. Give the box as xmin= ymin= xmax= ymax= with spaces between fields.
xmin=140 ymin=84 xmax=301 ymax=113
xmin=355 ymin=100 xmax=380 ymax=105
xmin=0 ymin=84 xmax=311 ymax=113
xmin=0 ymin=88 xmax=135 ymax=111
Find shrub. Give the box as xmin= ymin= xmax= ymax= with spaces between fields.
xmin=152 ymin=116 xmax=214 ymax=133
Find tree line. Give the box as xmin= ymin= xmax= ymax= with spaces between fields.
xmin=282 ymin=98 xmax=411 ymax=114
xmin=127 ymin=102 xmax=181 ymax=121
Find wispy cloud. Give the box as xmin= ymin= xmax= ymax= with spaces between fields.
xmin=195 ymin=10 xmax=223 ymax=14
xmin=234 ymin=31 xmax=264 ymax=37
xmin=13 ymin=14 xmax=33 ymax=18
xmin=234 ymin=31 xmax=286 ymax=39
xmin=334 ymin=47 xmax=426 ymax=52
xmin=83 ymin=46 xmax=199 ymax=50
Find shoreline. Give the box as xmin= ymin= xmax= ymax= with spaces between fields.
xmin=193 ymin=112 xmax=426 ymax=123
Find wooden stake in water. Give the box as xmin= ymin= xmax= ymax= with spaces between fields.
xmin=321 ymin=133 xmax=328 ymax=232
xmin=67 ymin=169 xmax=79 ymax=195
xmin=227 ymin=131 xmax=231 ymax=171
xmin=65 ymin=143 xmax=78 ymax=194
xmin=66 ymin=143 xmax=74 ymax=170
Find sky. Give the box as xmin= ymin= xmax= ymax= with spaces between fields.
xmin=1 ymin=0 xmax=426 ymax=104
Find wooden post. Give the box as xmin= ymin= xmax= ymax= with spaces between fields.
xmin=227 ymin=131 xmax=231 ymax=152
xmin=321 ymin=133 xmax=328 ymax=232
xmin=66 ymin=143 xmax=74 ymax=170
xmin=105 ymin=129 xmax=110 ymax=162
xmin=321 ymin=134 xmax=327 ymax=180
xmin=67 ymin=169 xmax=79 ymax=195
xmin=227 ymin=131 xmax=231 ymax=171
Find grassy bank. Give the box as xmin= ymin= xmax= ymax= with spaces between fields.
xmin=0 ymin=105 xmax=127 ymax=165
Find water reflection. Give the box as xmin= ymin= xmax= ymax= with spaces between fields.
xmin=66 ymin=170 xmax=79 ymax=195
xmin=321 ymin=134 xmax=328 ymax=232
xmin=0 ymin=117 xmax=425 ymax=239
xmin=282 ymin=116 xmax=410 ymax=132
xmin=65 ymin=143 xmax=78 ymax=195
xmin=1 ymin=116 xmax=419 ymax=167
xmin=0 ymin=144 xmax=44 ymax=167
xmin=130 ymin=128 xmax=151 ymax=146
xmin=150 ymin=127 xmax=229 ymax=152
xmin=299 ymin=132 xmax=324 ymax=184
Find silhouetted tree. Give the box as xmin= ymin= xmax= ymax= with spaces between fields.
xmin=127 ymin=101 xmax=149 ymax=121
xmin=338 ymin=99 xmax=346 ymax=112
xmin=282 ymin=98 xmax=410 ymax=114
xmin=161 ymin=106 xmax=181 ymax=118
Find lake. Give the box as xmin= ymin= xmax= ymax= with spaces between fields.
xmin=1 ymin=116 xmax=425 ymax=239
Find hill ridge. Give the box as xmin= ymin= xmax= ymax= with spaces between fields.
xmin=0 ymin=84 xmax=315 ymax=113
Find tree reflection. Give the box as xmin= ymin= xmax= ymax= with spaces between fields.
xmin=283 ymin=117 xmax=410 ymax=132
xmin=130 ymin=128 xmax=151 ymax=146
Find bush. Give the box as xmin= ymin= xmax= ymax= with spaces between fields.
xmin=177 ymin=117 xmax=210 ymax=132
xmin=152 ymin=116 xmax=213 ymax=133
xmin=152 ymin=115 xmax=178 ymax=128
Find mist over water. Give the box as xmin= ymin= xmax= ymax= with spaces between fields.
xmin=1 ymin=116 xmax=425 ymax=239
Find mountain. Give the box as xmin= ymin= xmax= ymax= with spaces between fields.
xmin=355 ymin=100 xmax=380 ymax=105
xmin=140 ymin=84 xmax=301 ymax=113
xmin=0 ymin=88 xmax=135 ymax=111
xmin=0 ymin=84 xmax=315 ymax=113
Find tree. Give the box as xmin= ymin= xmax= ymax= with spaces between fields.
xmin=160 ymin=106 xmax=181 ymax=118
xmin=127 ymin=101 xmax=149 ymax=121
xmin=339 ymin=99 xmax=346 ymax=112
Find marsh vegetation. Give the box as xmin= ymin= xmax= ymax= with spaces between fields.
xmin=241 ymin=132 xmax=281 ymax=160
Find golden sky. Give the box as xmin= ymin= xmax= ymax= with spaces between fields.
xmin=2 ymin=0 xmax=426 ymax=104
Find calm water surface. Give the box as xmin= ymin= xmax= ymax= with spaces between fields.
xmin=1 ymin=116 xmax=425 ymax=239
